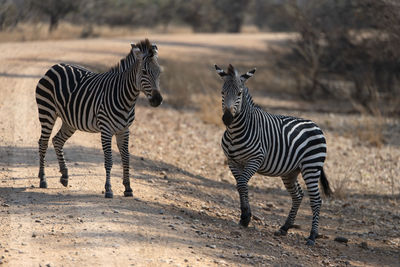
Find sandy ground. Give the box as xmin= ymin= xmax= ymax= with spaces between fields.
xmin=0 ymin=34 xmax=399 ymax=266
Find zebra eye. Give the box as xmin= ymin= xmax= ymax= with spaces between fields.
xmin=237 ymin=91 xmax=242 ymax=96
xmin=142 ymin=70 xmax=148 ymax=75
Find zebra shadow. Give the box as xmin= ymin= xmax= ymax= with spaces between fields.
xmin=0 ymin=144 xmax=282 ymax=196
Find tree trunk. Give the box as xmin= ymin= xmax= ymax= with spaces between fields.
xmin=49 ymin=14 xmax=59 ymax=32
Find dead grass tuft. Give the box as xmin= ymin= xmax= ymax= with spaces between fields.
xmin=353 ymin=115 xmax=385 ymax=148
xmin=197 ymin=92 xmax=223 ymax=127
xmin=160 ymin=59 xmax=223 ymax=126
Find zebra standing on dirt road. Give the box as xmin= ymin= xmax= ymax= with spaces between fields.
xmin=215 ymin=64 xmax=332 ymax=246
xmin=36 ymin=39 xmax=163 ymax=198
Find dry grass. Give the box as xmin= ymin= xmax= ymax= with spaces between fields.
xmin=351 ymin=115 xmax=386 ymax=148
xmin=330 ymin=170 xmax=351 ymax=200
xmin=0 ymin=22 xmax=193 ymax=43
xmin=160 ymin=58 xmax=224 ymax=126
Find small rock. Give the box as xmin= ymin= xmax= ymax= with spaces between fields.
xmin=266 ymin=202 xmax=275 ymax=208
xmin=252 ymin=214 xmax=262 ymax=221
xmin=334 ymin=236 xmax=348 ymax=243
xmin=206 ymin=244 xmax=216 ymax=249
xmin=1 ymin=204 xmax=9 ymax=208
xmin=163 ymin=175 xmax=168 ymax=180
xmin=159 ymin=210 xmax=164 ymax=215
xmin=32 ymin=233 xmax=37 ymax=238
xmin=112 ymin=210 xmax=119 ymax=214
xmin=35 ymin=220 xmax=41 ymax=223
xmin=231 ymin=230 xmax=241 ymax=237
xmin=67 ymin=215 xmax=73 ymax=219
xmin=359 ymin=241 xmax=368 ymax=249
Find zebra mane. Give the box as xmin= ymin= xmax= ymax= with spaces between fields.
xmin=227 ymin=64 xmax=237 ymax=76
xmin=108 ymin=39 xmax=157 ymax=74
xmin=243 ymin=87 xmax=258 ymax=109
xmin=136 ymin=39 xmax=157 ymax=57
xmin=109 ymin=50 xmax=136 ymax=73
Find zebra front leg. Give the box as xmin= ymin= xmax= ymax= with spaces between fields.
xmin=52 ymin=123 xmax=76 ymax=187
xmin=229 ymin=158 xmax=262 ymax=227
xmin=116 ymin=130 xmax=133 ymax=197
xmin=101 ymin=131 xmax=114 ymax=198
xmin=237 ymin=180 xmax=251 ymax=227
xmin=275 ymin=179 xmax=303 ymax=236
xmin=302 ymin=167 xmax=322 ymax=246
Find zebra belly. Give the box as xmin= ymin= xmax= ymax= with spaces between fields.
xmin=257 ymin=164 xmax=299 ymax=177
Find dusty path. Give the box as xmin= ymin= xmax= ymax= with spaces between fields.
xmin=0 ymin=34 xmax=399 ymax=266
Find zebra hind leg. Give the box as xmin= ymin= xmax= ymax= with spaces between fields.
xmin=275 ymin=171 xmax=303 ymax=236
xmin=302 ymin=167 xmax=323 ymax=246
xmin=52 ymin=123 xmax=76 ymax=187
xmin=116 ymin=130 xmax=133 ymax=197
xmin=37 ymin=108 xmax=56 ymax=188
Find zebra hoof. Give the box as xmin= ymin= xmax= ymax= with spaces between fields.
xmin=39 ymin=180 xmax=47 ymax=188
xmin=306 ymin=239 xmax=315 ymax=246
xmin=274 ymin=229 xmax=288 ymax=236
xmin=60 ymin=177 xmax=68 ymax=187
xmin=124 ymin=190 xmax=133 ymax=197
xmin=105 ymin=191 xmax=113 ymax=198
xmin=239 ymin=217 xmax=251 ymax=227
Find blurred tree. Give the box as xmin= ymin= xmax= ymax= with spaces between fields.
xmin=282 ymin=0 xmax=400 ymax=115
xmin=178 ymin=0 xmax=220 ymax=32
xmin=252 ymin=0 xmax=294 ymax=31
xmin=156 ymin=0 xmax=183 ymax=32
xmin=215 ymin=0 xmax=249 ymax=32
xmin=0 ymin=0 xmax=29 ymax=30
xmin=30 ymin=0 xmax=79 ymax=32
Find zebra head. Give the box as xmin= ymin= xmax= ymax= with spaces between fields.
xmin=215 ymin=64 xmax=256 ymax=126
xmin=131 ymin=39 xmax=163 ymax=107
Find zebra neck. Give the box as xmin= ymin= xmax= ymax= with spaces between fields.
xmin=114 ymin=67 xmax=140 ymax=110
xmin=116 ymin=52 xmax=137 ymax=73
xmin=226 ymin=90 xmax=255 ymax=134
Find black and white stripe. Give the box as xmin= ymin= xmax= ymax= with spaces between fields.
xmin=36 ymin=39 xmax=163 ymax=198
xmin=215 ymin=64 xmax=332 ymax=246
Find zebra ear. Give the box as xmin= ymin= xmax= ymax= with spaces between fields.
xmin=131 ymin=43 xmax=141 ymax=53
xmin=148 ymin=44 xmax=158 ymax=58
xmin=215 ymin=64 xmax=227 ymax=78
xmin=240 ymin=68 xmax=256 ymax=82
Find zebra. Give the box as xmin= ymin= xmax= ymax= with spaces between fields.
xmin=214 ymin=64 xmax=332 ymax=246
xmin=36 ymin=39 xmax=163 ymax=198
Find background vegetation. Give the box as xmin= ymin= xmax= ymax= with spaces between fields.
xmin=1 ymin=0 xmax=399 ymax=139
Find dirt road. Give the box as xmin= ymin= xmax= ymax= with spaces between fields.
xmin=0 ymin=34 xmax=399 ymax=266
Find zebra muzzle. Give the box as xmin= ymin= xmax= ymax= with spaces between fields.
xmin=149 ymin=90 xmax=163 ymax=107
xmin=222 ymin=110 xmax=234 ymax=126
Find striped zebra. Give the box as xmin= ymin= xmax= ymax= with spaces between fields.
xmin=36 ymin=39 xmax=163 ymax=198
xmin=214 ymin=64 xmax=332 ymax=246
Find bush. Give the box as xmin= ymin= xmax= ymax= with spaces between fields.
xmin=282 ymin=0 xmax=400 ymax=116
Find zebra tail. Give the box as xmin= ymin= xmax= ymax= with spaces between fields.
xmin=320 ymin=168 xmax=332 ymax=197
